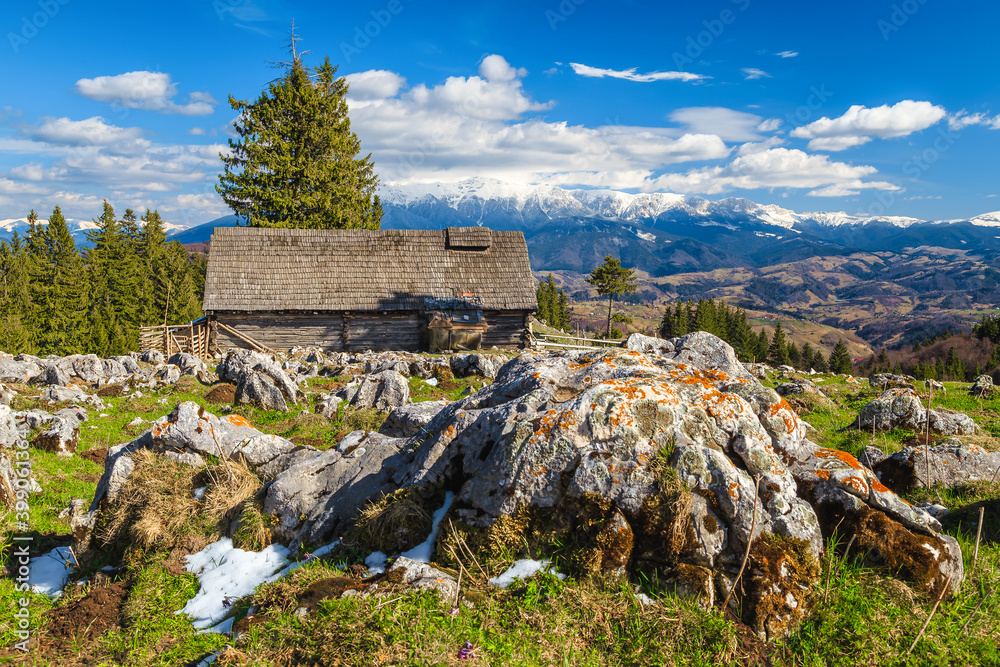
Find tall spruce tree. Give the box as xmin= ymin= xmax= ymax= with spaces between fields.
xmin=218 ymin=39 xmax=382 ymax=229
xmin=43 ymin=206 xmax=89 ymax=354
xmin=768 ymin=321 xmax=790 ymax=366
xmin=586 ymin=256 xmax=637 ymax=337
xmin=829 ymin=339 xmax=852 ymax=375
xmin=0 ymin=234 xmax=32 ymax=353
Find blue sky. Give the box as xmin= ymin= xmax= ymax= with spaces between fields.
xmin=1 ymin=0 xmax=998 ymax=226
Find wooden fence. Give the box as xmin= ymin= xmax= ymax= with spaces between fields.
xmin=533 ymin=332 xmax=624 ymax=350
xmin=140 ymin=317 xmax=212 ymax=359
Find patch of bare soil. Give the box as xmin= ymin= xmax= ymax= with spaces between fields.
xmin=96 ymin=384 xmax=125 ymax=398
xmin=45 ymin=581 xmax=127 ymax=645
xmin=206 ymin=383 xmax=236 ymax=404
xmin=162 ymin=534 xmax=211 ymax=577
xmin=80 ymin=448 xmax=107 ymax=465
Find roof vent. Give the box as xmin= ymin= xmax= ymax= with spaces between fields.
xmin=446 ymin=226 xmax=491 ymax=250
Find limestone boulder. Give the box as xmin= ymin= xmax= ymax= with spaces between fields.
xmin=0 ymin=353 xmax=44 ymax=384
xmin=219 ymin=349 xmax=298 ymax=411
xmin=0 ymin=383 xmax=16 ymax=407
xmin=869 ymin=373 xmax=916 ymax=391
xmin=338 ymin=370 xmax=409 ymax=411
xmin=263 ymin=431 xmax=411 ymax=546
xmin=874 ymin=440 xmax=1000 ymax=492
xmin=849 ymin=388 xmax=978 ymax=436
xmin=40 ymin=385 xmax=106 ymax=410
xmin=379 ymin=400 xmax=449 ymax=438
xmin=32 ymin=406 xmax=87 ymax=456
xmin=168 ymin=353 xmax=209 ymax=378
xmin=969 ymin=375 xmax=994 ymax=398
xmin=449 ymin=353 xmax=506 ymax=380
xmin=139 ymin=350 xmax=165 ymax=365
xmin=0 ymin=405 xmax=22 ymax=449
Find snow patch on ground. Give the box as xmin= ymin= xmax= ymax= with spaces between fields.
xmin=400 ymin=491 xmax=453 ymax=562
xmin=29 ymin=547 xmax=75 ymax=598
xmin=179 ymin=538 xmax=290 ymax=629
xmin=488 ymin=559 xmax=566 ymax=588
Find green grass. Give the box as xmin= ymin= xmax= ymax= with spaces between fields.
xmin=1 ymin=364 xmax=998 ymax=666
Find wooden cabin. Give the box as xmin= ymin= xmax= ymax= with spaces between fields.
xmin=201 ymin=226 xmax=537 ymax=353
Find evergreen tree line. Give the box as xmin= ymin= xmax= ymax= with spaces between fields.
xmin=658 ymin=298 xmax=853 ymax=373
xmin=535 ymin=274 xmax=571 ymax=331
xmin=0 ymin=202 xmax=206 ymax=357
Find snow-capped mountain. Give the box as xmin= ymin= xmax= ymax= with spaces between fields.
xmin=0 ymin=216 xmax=189 ymax=245
xmin=379 ymin=177 xmax=940 ymax=232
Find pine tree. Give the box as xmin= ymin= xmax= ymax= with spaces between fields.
xmin=768 ymin=322 xmax=790 ymax=366
xmin=0 ymin=234 xmax=32 ymax=353
xmin=218 ymin=41 xmax=382 ymax=229
xmin=43 ymin=206 xmax=89 ymax=354
xmin=586 ymin=255 xmax=637 ymax=336
xmin=829 ymin=339 xmax=852 ymax=375
xmin=756 ymin=329 xmax=770 ymax=363
xmin=556 ymin=289 xmax=569 ymax=330
xmin=787 ymin=341 xmax=801 ymax=369
xmin=812 ymin=348 xmax=829 ymax=373
xmin=85 ymin=201 xmax=142 ymax=355
xmin=801 ymin=343 xmax=815 ymax=371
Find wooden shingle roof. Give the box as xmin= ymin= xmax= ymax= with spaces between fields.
xmin=202 ymin=226 xmax=537 ymax=313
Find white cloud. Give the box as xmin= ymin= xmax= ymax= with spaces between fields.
xmin=75 ymin=71 xmax=217 ymax=116
xmin=345 ymin=70 xmax=407 ymax=101
xmin=757 ymin=118 xmax=782 ymax=132
xmin=29 ymin=116 xmax=141 ymax=145
xmin=776 ymin=51 xmax=799 ymax=58
xmin=668 ymin=107 xmax=765 ymax=142
xmin=791 ymin=100 xmax=947 ymax=150
xmin=188 ymin=127 xmax=207 ymax=136
xmin=741 ymin=68 xmax=771 ymax=80
xmin=947 ymin=110 xmax=1000 ymax=130
xmin=569 ymin=62 xmax=706 ymax=83
xmin=345 ymin=59 xmax=730 ymax=187
xmin=645 ymin=147 xmax=898 ymax=195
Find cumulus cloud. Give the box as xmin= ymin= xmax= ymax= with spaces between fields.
xmin=741 ymin=68 xmax=771 ymax=80
xmin=344 ymin=58 xmax=729 ymax=187
xmin=75 ymin=71 xmax=217 ymax=115
xmin=27 ymin=116 xmax=150 ymax=155
xmin=345 ymin=70 xmax=407 ymax=101
xmin=569 ymin=62 xmax=706 ymax=83
xmin=791 ymin=100 xmax=947 ymax=150
xmin=776 ymin=51 xmax=799 ymax=58
xmin=644 ymin=147 xmax=897 ymax=196
xmin=756 ymin=117 xmax=782 ymax=132
xmin=668 ymin=107 xmax=765 ymax=142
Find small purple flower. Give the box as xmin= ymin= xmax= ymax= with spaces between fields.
xmin=458 ymin=641 xmax=475 ymax=659
xmin=448 ymin=606 xmax=460 ymax=616
xmin=222 ymin=597 xmax=233 ymax=608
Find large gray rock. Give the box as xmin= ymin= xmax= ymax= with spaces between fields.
xmin=32 ymin=406 xmax=87 ymax=456
xmin=874 ymin=440 xmax=1000 ymax=492
xmin=13 ymin=409 xmax=53 ymax=439
xmin=149 ymin=401 xmax=261 ymax=459
xmin=969 ymin=375 xmax=994 ymax=398
xmin=379 ymin=400 xmax=450 ymax=438
xmin=449 ymin=353 xmax=506 ymax=380
xmin=139 ymin=350 xmax=165 ymax=365
xmin=623 ymin=331 xmax=754 ymax=381
xmin=385 ymin=557 xmax=458 ymax=601
xmin=110 ymin=355 xmax=142 ymax=375
xmin=869 ymin=373 xmax=916 ymax=391
xmin=339 ymin=370 xmax=410 ymax=411
xmin=0 ymin=405 xmax=21 ymax=449
xmin=0 ymin=353 xmax=44 ymax=384
xmin=168 ymin=353 xmax=208 ymax=378
xmin=39 ymin=385 xmax=106 ymax=410
xmin=850 ymin=388 xmax=978 ymax=436
xmin=219 ymin=349 xmax=298 ymax=411
xmin=0 ymin=383 xmax=16 ymax=407
xmin=263 ymin=431 xmax=411 ymax=545
xmin=366 ymin=358 xmax=411 ymax=376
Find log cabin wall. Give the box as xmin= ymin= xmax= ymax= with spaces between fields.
xmin=211 ymin=310 xmax=529 ymax=353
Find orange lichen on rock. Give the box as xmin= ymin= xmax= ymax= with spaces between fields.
xmin=728 ymin=482 xmax=740 ymax=499
xmin=814 ymin=470 xmax=830 ymax=480
xmin=814 ymin=448 xmax=863 ymax=470
xmin=225 ymin=414 xmax=253 ymax=428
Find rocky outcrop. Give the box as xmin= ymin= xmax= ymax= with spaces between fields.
xmin=449 ymin=353 xmax=506 ymax=380
xmin=969 ymin=375 xmax=994 ymax=398
xmin=849 ymin=388 xmax=978 ymax=436
xmin=218 ymin=349 xmax=299 ymax=412
xmin=874 ymin=440 xmax=1000 ymax=492
xmin=379 ymin=400 xmax=449 ymax=438
xmin=869 ymin=373 xmax=916 ymax=391
xmin=336 ymin=370 xmax=410 ymax=411
xmin=32 ymin=406 xmax=87 ymax=456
